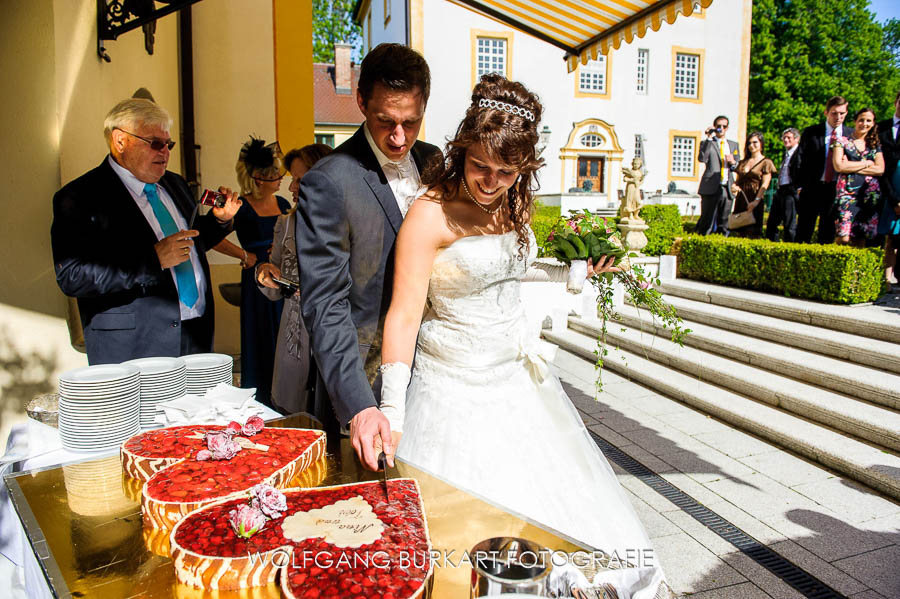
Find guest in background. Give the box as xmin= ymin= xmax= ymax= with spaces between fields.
xmin=730 ymin=132 xmax=775 ymax=238
xmin=255 ymin=144 xmax=332 ymax=414
xmin=52 ymin=98 xmax=240 ymax=364
xmin=796 ymin=96 xmax=853 ymax=244
xmin=696 ymin=115 xmax=740 ymax=236
xmin=831 ymin=107 xmax=884 ymax=246
xmin=766 ymin=128 xmax=802 ymax=242
xmin=876 ymin=91 xmax=900 ymax=290
xmin=214 ymin=138 xmax=291 ymax=406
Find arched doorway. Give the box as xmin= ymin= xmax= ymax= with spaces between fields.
xmin=559 ymin=119 xmax=624 ymax=204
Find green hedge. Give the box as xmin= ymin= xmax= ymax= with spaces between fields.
xmin=532 ymin=204 xmax=560 ymax=257
xmin=638 ymin=204 xmax=683 ymax=256
xmin=678 ymin=235 xmax=884 ymax=304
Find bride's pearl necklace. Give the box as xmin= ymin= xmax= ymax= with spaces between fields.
xmin=462 ymin=178 xmax=504 ymax=214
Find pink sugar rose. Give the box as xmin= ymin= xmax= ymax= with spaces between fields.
xmin=225 ymin=421 xmax=242 ymax=436
xmin=228 ymin=504 xmax=266 ymax=538
xmin=195 ymin=449 xmax=212 ymax=461
xmin=242 ymin=415 xmax=264 ymax=436
xmin=250 ymin=484 xmax=287 ymax=519
xmin=205 ymin=430 xmax=241 ymax=460
xmin=639 ymin=279 xmax=651 ymax=290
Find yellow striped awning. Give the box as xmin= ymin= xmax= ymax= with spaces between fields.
xmin=449 ymin=0 xmax=714 ymax=72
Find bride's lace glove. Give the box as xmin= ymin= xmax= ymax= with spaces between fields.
xmin=378 ymin=362 xmax=411 ymax=434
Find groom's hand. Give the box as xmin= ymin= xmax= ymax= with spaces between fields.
xmin=350 ymin=406 xmax=393 ymax=471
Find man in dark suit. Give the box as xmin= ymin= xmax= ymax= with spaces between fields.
xmin=696 ymin=115 xmax=741 ymax=236
xmin=795 ymin=96 xmax=852 ymax=244
xmin=296 ymin=44 xmax=441 ymax=469
xmin=766 ymin=127 xmax=802 ymax=242
xmin=877 ymin=91 xmax=900 ymax=288
xmin=51 ymin=98 xmax=240 ymax=364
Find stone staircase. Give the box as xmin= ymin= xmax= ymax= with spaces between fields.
xmin=542 ymin=278 xmax=900 ymax=501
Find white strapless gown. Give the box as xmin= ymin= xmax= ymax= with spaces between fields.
xmin=395 ymin=230 xmax=668 ymax=599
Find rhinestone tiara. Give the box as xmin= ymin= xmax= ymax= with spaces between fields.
xmin=478 ymin=98 xmax=535 ymax=122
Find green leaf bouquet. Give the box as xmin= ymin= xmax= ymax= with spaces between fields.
xmin=545 ymin=210 xmax=690 ymax=393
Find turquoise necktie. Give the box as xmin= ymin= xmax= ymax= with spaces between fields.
xmin=144 ymin=183 xmax=199 ymax=308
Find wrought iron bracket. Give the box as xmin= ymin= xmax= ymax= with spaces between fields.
xmin=97 ymin=0 xmax=203 ymax=62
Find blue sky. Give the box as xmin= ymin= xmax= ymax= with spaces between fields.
xmin=869 ymin=0 xmax=900 ymax=23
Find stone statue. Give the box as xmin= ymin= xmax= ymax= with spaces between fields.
xmin=621 ymin=157 xmax=645 ymax=222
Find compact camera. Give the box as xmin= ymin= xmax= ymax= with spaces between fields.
xmin=199 ymin=189 xmax=227 ymax=208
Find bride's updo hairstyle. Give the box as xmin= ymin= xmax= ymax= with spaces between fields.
xmin=424 ymin=74 xmax=544 ymax=255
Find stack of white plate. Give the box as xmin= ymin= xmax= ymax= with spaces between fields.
xmin=58 ymin=364 xmax=140 ymax=452
xmin=123 ymin=357 xmax=187 ymax=428
xmin=183 ymin=353 xmax=233 ymax=395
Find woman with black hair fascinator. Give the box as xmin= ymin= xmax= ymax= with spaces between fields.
xmin=213 ymin=136 xmax=290 ymax=407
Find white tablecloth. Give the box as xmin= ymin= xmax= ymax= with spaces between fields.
xmin=0 ymin=400 xmax=281 ymax=598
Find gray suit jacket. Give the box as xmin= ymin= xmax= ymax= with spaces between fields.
xmin=296 ymin=126 xmax=440 ymax=428
xmin=698 ymin=138 xmax=740 ymax=195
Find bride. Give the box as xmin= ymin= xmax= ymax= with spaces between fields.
xmin=379 ymin=74 xmax=668 ymax=598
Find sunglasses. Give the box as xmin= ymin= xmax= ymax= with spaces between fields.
xmin=118 ymin=129 xmax=176 ymax=151
xmin=253 ymin=174 xmax=285 ymax=182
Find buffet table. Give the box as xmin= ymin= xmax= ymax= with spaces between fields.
xmin=5 ymin=413 xmax=587 ymax=598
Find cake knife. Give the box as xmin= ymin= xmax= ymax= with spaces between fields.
xmin=377 ymin=451 xmax=390 ymax=501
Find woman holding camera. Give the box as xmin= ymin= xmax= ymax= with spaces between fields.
xmin=256 ymin=144 xmax=332 ymax=414
xmin=213 ymin=138 xmax=291 ymax=406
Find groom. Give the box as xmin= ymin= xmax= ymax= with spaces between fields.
xmin=296 ymin=44 xmax=441 ymax=470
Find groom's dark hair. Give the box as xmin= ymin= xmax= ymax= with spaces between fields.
xmin=357 ymin=43 xmax=430 ymax=107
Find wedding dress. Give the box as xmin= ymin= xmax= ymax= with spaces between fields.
xmin=395 ymin=229 xmax=668 ymax=599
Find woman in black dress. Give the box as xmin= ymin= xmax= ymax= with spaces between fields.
xmin=214 ymin=138 xmax=290 ymax=406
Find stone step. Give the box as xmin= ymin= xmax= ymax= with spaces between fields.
xmin=632 ymin=294 xmax=900 ymax=375
xmin=542 ymin=326 xmax=900 ymax=501
xmin=608 ymin=307 xmax=900 ymax=409
xmin=657 ymin=279 xmax=900 ymax=343
xmin=567 ymin=315 xmax=900 ymax=452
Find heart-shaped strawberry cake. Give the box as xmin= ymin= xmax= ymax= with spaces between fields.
xmin=121 ymin=423 xmax=326 ymax=532
xmin=170 ymin=479 xmax=432 ymax=596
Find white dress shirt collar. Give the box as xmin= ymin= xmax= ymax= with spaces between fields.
xmin=363 ymin=122 xmax=415 ymax=171
xmin=363 ymin=123 xmax=422 ymax=217
xmin=108 ymin=154 xmax=154 ymax=197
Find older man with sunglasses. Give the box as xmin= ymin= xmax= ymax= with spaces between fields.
xmin=51 ymin=98 xmax=241 ymax=364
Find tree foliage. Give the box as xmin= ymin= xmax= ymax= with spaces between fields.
xmin=749 ymin=0 xmax=900 ymax=148
xmin=312 ymin=0 xmax=363 ymax=64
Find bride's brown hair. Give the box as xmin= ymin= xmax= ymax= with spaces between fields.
xmin=423 ymin=74 xmax=544 ymax=256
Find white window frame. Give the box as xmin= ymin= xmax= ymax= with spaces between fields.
xmin=673 ymin=52 xmax=700 ymax=99
xmin=476 ymin=37 xmax=507 ymax=79
xmin=636 ymin=49 xmax=649 ymax=94
xmin=578 ymin=56 xmax=607 ymax=94
xmin=671 ymin=136 xmax=696 ymax=177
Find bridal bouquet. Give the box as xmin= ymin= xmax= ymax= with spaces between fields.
xmin=545 ymin=210 xmax=690 ymax=393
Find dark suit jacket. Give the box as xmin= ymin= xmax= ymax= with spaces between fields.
xmin=296 ymin=126 xmax=441 ymax=427
xmin=797 ymin=123 xmax=854 ymax=188
xmin=51 ymin=158 xmax=231 ymax=364
xmin=877 ymin=117 xmax=900 ymax=208
xmin=698 ymin=138 xmax=740 ymax=195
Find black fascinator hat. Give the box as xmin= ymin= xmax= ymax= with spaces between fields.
xmin=238 ymin=137 xmax=284 ymax=175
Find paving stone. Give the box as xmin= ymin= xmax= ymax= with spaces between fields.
xmin=615 ymin=443 xmax=677 ymax=477
xmin=628 ymin=494 xmax=682 ymax=540
xmin=650 ymin=532 xmax=746 ymax=594
xmin=662 ymin=509 xmax=737 ymax=556
xmin=791 ymin=477 xmax=900 ymax=524
xmin=663 ymin=448 xmax=757 ymax=485
xmin=763 ymin=507 xmax=894 ymax=562
xmin=738 ymin=451 xmax=835 ymax=488
xmin=768 ymin=539 xmax=870 ymax=596
xmin=720 ymin=551 xmax=805 ymax=599
xmin=587 ymin=422 xmax=632 ymax=449
xmin=695 ymin=429 xmax=778 ymax=459
xmin=620 ymin=474 xmax=683 ymax=514
xmin=698 ymin=501 xmax=787 ymax=546
xmin=622 ymin=423 xmax=710 ymax=457
xmin=659 ymin=471 xmax=725 ymax=508
xmin=593 ymin=410 xmax=658 ymax=434
xmin=623 ymin=391 xmax=690 ymax=415
xmin=678 ymin=582 xmax=773 ymax=598
xmin=703 ymin=474 xmax=822 ymax=520
xmin=849 ymin=591 xmax=888 ymax=598
xmin=578 ymin=411 xmax=600 ymax=426
xmin=834 ymin=545 xmax=900 ymax=598
xmin=662 ymin=409 xmax=732 ymax=436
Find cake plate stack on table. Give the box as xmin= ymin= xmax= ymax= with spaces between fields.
xmin=57 ymin=364 xmax=141 ymax=452
xmin=183 ymin=353 xmax=233 ymax=395
xmin=123 ymin=357 xmax=187 ymax=429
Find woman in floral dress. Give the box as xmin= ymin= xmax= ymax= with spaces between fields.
xmin=832 ymin=108 xmax=885 ymax=245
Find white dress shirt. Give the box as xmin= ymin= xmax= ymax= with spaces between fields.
xmin=363 ymin=124 xmax=423 ymax=217
xmin=779 ymin=146 xmax=797 ymax=186
xmin=822 ymin=123 xmax=840 ymax=181
xmin=108 ymin=155 xmax=207 ymax=320
xmin=892 ymin=116 xmax=900 ymax=142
